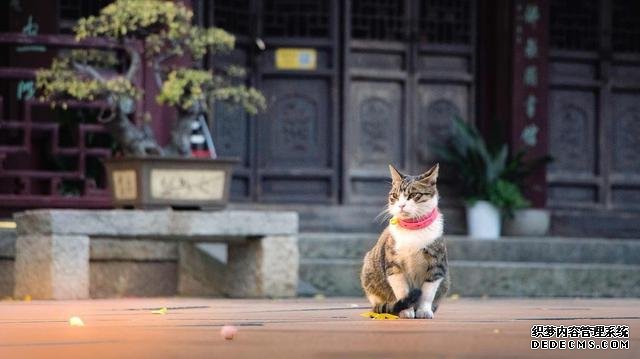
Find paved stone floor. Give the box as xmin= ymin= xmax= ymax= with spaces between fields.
xmin=0 ymin=297 xmax=638 ymax=358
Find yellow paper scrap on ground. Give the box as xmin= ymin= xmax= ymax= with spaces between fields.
xmin=360 ymin=311 xmax=399 ymax=320
xmin=152 ymin=307 xmax=168 ymax=315
xmin=69 ymin=316 xmax=85 ymax=327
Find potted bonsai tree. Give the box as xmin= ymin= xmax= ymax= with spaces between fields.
xmin=36 ymin=0 xmax=265 ymax=209
xmin=434 ymin=118 xmax=529 ymax=239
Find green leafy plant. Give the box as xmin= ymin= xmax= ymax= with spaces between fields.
xmin=502 ymin=148 xmax=552 ymax=190
xmin=433 ymin=117 xmax=531 ymax=217
xmin=36 ymin=0 xmax=265 ymax=157
xmin=487 ymin=179 xmax=529 ymax=216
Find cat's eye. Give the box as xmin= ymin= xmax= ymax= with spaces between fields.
xmin=411 ymin=193 xmax=422 ymax=201
xmin=389 ymin=193 xmax=398 ymax=200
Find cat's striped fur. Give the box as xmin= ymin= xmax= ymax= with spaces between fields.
xmin=360 ymin=163 xmax=449 ymax=319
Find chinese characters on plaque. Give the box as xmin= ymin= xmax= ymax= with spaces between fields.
xmin=516 ymin=1 xmax=543 ymax=147
xmin=15 ymin=13 xmax=46 ymax=102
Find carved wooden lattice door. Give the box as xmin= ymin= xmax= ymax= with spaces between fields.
xmin=0 ymin=0 xmax=116 ymax=215
xmin=548 ymin=0 xmax=640 ymax=211
xmin=204 ymin=0 xmax=340 ymax=203
xmin=343 ymin=0 xmax=475 ymax=204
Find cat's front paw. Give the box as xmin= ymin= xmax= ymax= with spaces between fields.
xmin=398 ymin=308 xmax=415 ymax=319
xmin=415 ymin=308 xmax=434 ymax=319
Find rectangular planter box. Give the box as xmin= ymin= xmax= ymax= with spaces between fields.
xmin=104 ymin=156 xmax=237 ymax=209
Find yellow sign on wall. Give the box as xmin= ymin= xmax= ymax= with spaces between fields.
xmin=275 ymin=48 xmax=317 ymax=70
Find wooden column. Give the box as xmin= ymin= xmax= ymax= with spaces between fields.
xmin=477 ymin=0 xmax=512 ymax=142
xmin=509 ymin=0 xmax=550 ymax=207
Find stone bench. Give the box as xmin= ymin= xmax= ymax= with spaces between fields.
xmin=13 ymin=209 xmax=298 ymax=300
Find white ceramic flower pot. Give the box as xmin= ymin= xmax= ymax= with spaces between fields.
xmin=503 ymin=208 xmax=550 ymax=236
xmin=466 ymin=200 xmax=501 ymax=239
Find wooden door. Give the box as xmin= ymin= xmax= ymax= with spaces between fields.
xmin=204 ymin=0 xmax=340 ymax=203
xmin=548 ymin=0 xmax=640 ymax=211
xmin=342 ymin=0 xmax=476 ymax=205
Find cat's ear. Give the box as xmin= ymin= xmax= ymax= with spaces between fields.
xmin=388 ymin=164 xmax=405 ymax=183
xmin=419 ymin=163 xmax=439 ymax=183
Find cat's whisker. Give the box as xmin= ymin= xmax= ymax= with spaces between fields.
xmin=375 ymin=207 xmax=393 ymax=224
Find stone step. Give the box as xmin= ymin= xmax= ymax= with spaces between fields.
xmin=299 ymin=233 xmax=640 ymax=265
xmin=299 ymin=258 xmax=640 ymax=298
xmin=229 ymin=203 xmax=467 ymax=234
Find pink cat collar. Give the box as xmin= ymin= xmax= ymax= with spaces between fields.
xmin=390 ymin=208 xmax=440 ymax=230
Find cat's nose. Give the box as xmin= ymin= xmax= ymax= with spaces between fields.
xmin=399 ymin=204 xmax=406 ymax=210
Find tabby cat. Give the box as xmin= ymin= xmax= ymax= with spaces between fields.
xmin=360 ymin=163 xmax=449 ymax=319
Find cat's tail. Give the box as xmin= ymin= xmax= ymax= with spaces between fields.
xmin=372 ymin=288 xmax=422 ymax=315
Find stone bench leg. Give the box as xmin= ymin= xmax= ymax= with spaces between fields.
xmin=177 ymin=242 xmax=227 ymax=297
xmin=226 ymin=235 xmax=298 ymax=298
xmin=14 ymin=235 xmax=90 ymax=300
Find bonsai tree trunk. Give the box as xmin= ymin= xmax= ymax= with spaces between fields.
xmin=103 ymin=112 xmax=163 ymax=156
xmin=70 ymin=45 xmax=165 ymax=157
xmin=102 ymin=111 xmax=163 ymax=156
xmin=99 ymin=96 xmax=164 ymax=157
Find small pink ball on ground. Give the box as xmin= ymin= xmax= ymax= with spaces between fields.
xmin=220 ymin=325 xmax=238 ymax=340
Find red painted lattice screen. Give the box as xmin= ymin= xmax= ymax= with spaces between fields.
xmin=0 ymin=33 xmax=142 ymax=214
